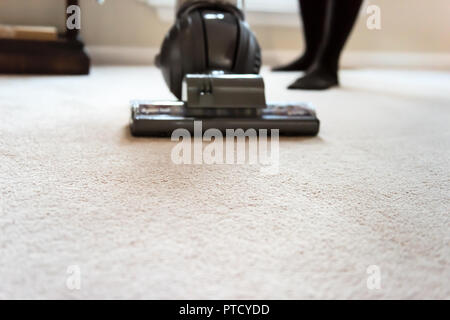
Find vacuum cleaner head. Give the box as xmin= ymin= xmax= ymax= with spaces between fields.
xmin=130 ymin=74 xmax=320 ymax=136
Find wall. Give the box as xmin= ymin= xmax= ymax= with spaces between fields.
xmin=1 ymin=0 xmax=450 ymax=65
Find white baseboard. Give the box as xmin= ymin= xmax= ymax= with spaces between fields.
xmin=87 ymin=45 xmax=450 ymax=70
xmin=86 ymin=46 xmax=160 ymax=65
xmin=264 ymin=50 xmax=450 ymax=70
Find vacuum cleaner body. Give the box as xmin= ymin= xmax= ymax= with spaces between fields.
xmin=130 ymin=1 xmax=320 ymax=136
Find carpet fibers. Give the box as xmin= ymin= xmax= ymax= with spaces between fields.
xmin=0 ymin=67 xmax=449 ymax=299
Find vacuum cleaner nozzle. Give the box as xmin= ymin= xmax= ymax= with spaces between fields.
xmin=130 ymin=74 xmax=320 ymax=137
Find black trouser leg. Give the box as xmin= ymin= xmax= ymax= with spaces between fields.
xmin=289 ymin=0 xmax=363 ymax=90
xmin=273 ymin=0 xmax=329 ymax=72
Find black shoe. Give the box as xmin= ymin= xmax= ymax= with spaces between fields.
xmin=272 ymin=55 xmax=314 ymax=72
xmin=288 ymin=67 xmax=339 ymax=90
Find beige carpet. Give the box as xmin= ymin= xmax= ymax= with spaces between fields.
xmin=0 ymin=66 xmax=449 ymax=299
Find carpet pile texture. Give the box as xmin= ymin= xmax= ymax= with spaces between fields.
xmin=0 ymin=67 xmax=449 ymax=299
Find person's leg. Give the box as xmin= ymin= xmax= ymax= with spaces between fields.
xmin=288 ymin=0 xmax=363 ymax=90
xmin=273 ymin=0 xmax=329 ymax=72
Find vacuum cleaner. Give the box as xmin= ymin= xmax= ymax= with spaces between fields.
xmin=130 ymin=1 xmax=320 ymax=136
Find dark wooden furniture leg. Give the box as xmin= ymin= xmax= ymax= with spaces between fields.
xmin=0 ymin=0 xmax=90 ymax=75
